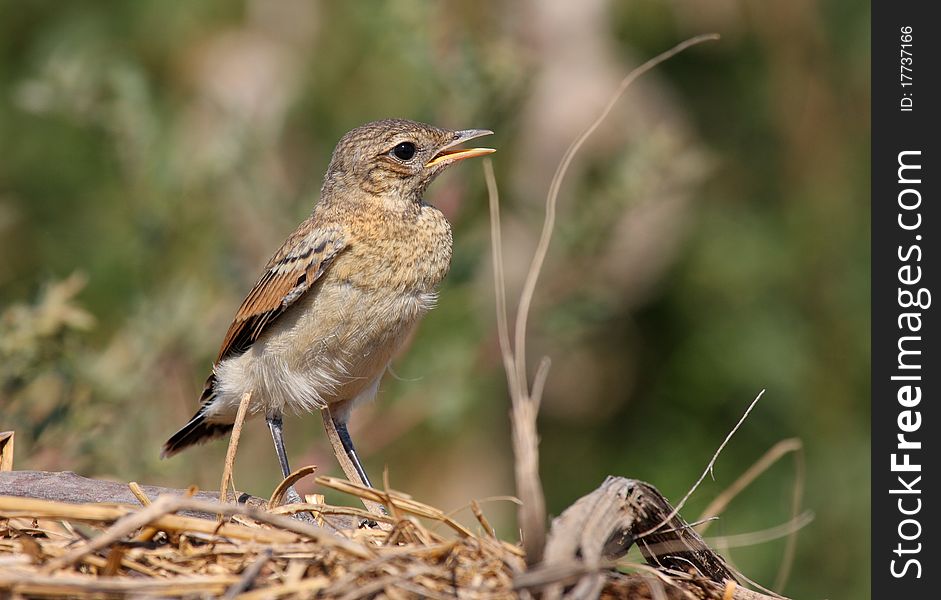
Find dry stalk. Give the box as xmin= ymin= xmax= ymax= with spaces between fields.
xmin=511 ymin=33 xmax=722 ymax=399
xmin=322 ymin=406 xmax=387 ymax=517
xmin=0 ymin=496 xmax=293 ymax=544
xmin=484 ymin=33 xmax=721 ymax=568
xmin=774 ymin=440 xmax=804 ymax=592
xmin=485 ymin=158 xmax=546 ymax=564
xmin=471 ymin=499 xmax=497 ymax=539
xmin=704 ymin=512 xmax=813 ymax=550
xmin=315 ymin=476 xmax=474 ymax=538
xmin=41 ymin=494 xmax=181 ymax=573
xmin=269 ymin=502 xmax=395 ymax=527
xmin=268 ymin=464 xmax=318 ymax=508
xmin=127 ymin=482 xmax=151 ymax=507
xmin=127 ymin=481 xmax=162 ymax=542
xmin=219 ymin=391 xmax=252 ymax=506
xmin=0 ymin=573 xmax=239 ymax=596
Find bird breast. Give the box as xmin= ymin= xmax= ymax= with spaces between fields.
xmin=338 ymin=202 xmax=453 ymax=293
xmin=211 ymin=203 xmax=453 ymax=418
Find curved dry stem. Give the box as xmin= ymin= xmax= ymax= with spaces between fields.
xmin=512 ymin=33 xmax=721 ymax=397
xmin=219 ymin=391 xmax=252 ymax=507
xmin=268 ymin=465 xmax=318 ymax=508
xmin=775 ymin=440 xmax=805 ymax=591
xmin=486 ymin=158 xmax=547 ymax=564
xmin=484 ymin=158 xmax=517 ymax=393
xmin=705 ymin=511 xmax=814 ymax=549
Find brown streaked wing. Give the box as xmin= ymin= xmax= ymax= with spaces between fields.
xmin=215 ymin=224 xmax=346 ymax=362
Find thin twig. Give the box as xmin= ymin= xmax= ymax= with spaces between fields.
xmin=697 ymin=439 xmax=803 ymax=532
xmin=637 ymin=389 xmax=765 ymax=540
xmin=220 ymin=391 xmax=252 ymax=506
xmin=126 ymin=482 xmax=151 ymax=507
xmin=268 ymin=502 xmax=394 ymax=526
xmin=529 ymin=357 xmax=552 ymax=414
xmin=484 ymin=158 xmax=517 ymax=393
xmin=315 ymin=476 xmax=473 ymax=538
xmin=0 ymin=573 xmax=240 ymax=596
xmin=693 ymin=435 xmax=808 ymax=593
xmin=127 ymin=482 xmax=160 ymax=542
xmin=470 ymin=500 xmax=496 ymax=539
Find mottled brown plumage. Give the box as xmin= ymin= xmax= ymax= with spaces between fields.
xmin=162 ymin=119 xmax=494 ymax=491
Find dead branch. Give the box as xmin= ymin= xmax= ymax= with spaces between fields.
xmin=0 ymin=470 xmax=263 ymax=513
xmin=518 ymin=476 xmax=785 ymax=600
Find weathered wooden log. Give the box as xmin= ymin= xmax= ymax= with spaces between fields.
xmin=0 ymin=470 xmax=264 ymax=514
xmin=517 ymin=476 xmax=784 ymax=600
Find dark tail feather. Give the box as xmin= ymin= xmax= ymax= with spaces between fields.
xmin=161 ymin=375 xmax=232 ymax=458
xmin=161 ymin=412 xmax=233 ymax=458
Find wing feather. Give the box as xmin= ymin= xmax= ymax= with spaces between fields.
xmin=215 ymin=224 xmax=345 ymax=362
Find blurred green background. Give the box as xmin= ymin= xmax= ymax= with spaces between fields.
xmin=0 ymin=1 xmax=869 ymax=597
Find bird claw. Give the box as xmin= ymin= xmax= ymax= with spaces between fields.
xmin=283 ymin=486 xmax=317 ymax=524
xmin=283 ymin=486 xmax=304 ymax=505
xmin=292 ymin=511 xmax=317 ymax=524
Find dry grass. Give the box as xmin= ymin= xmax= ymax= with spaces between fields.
xmin=0 ymin=477 xmax=525 ymax=599
xmin=0 ymin=476 xmax=764 ymax=600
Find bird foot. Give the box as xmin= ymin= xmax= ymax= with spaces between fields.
xmin=283 ymin=486 xmax=304 ymax=504
xmin=283 ymin=486 xmax=317 ymax=524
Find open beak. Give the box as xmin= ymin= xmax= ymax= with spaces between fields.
xmin=425 ymin=129 xmax=496 ymax=168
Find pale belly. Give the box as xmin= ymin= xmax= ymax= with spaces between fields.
xmin=207 ymin=282 xmax=436 ymax=421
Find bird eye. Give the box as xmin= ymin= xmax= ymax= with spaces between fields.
xmin=391 ymin=142 xmax=416 ymax=161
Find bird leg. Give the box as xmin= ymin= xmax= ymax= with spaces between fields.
xmin=266 ymin=413 xmax=305 ymax=507
xmin=266 ymin=413 xmax=293 ymax=479
xmin=334 ymin=418 xmax=373 ymax=488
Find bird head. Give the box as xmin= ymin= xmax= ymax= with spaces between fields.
xmin=322 ymin=119 xmax=495 ymax=205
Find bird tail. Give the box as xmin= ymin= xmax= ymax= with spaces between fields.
xmin=161 ymin=375 xmax=233 ymax=459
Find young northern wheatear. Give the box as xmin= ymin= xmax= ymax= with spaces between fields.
xmin=162 ymin=119 xmax=494 ymax=494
